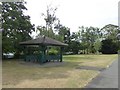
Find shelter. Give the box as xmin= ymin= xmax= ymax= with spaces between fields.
xmin=19 ymin=36 xmax=68 ymax=64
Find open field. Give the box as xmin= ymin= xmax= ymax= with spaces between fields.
xmin=2 ymin=54 xmax=117 ymax=88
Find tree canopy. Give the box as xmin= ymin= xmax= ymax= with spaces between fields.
xmin=2 ymin=2 xmax=35 ymax=57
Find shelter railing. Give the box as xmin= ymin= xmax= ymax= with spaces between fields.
xmin=21 ymin=54 xmax=61 ymax=63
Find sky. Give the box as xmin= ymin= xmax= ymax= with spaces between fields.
xmin=24 ymin=0 xmax=119 ymax=37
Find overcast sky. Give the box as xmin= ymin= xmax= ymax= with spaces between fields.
xmin=24 ymin=0 xmax=119 ymax=37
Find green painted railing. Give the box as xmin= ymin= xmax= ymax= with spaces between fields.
xmin=23 ymin=54 xmax=61 ymax=63
xmin=46 ymin=55 xmax=60 ymax=61
xmin=25 ymin=54 xmax=42 ymax=62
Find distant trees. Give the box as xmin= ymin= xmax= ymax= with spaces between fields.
xmin=37 ymin=15 xmax=119 ymax=54
xmin=100 ymin=24 xmax=119 ymax=54
xmin=2 ymin=2 xmax=35 ymax=58
xmin=68 ymin=24 xmax=119 ymax=54
xmin=101 ymin=24 xmax=118 ymax=40
xmin=77 ymin=26 xmax=102 ymax=54
xmin=2 ymin=2 xmax=118 ymax=56
xmin=68 ymin=40 xmax=81 ymax=54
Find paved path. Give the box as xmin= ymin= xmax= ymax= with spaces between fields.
xmin=86 ymin=59 xmax=118 ymax=88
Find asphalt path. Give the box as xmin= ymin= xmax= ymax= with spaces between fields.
xmin=86 ymin=59 xmax=118 ymax=88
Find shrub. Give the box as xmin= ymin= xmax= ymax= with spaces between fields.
xmin=48 ymin=48 xmax=59 ymax=55
xmin=101 ymin=39 xmax=118 ymax=54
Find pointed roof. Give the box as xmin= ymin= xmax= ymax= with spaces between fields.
xmin=19 ymin=36 xmax=68 ymax=46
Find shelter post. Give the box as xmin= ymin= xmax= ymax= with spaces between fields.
xmin=23 ymin=46 xmax=26 ymax=61
xmin=41 ymin=45 xmax=46 ymax=63
xmin=60 ymin=47 xmax=63 ymax=62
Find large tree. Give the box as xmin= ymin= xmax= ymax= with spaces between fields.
xmin=41 ymin=5 xmax=59 ymax=37
xmin=2 ymin=2 xmax=35 ymax=57
xmin=78 ymin=26 xmax=102 ymax=54
xmin=101 ymin=24 xmax=118 ymax=40
xmin=36 ymin=25 xmax=55 ymax=39
xmin=100 ymin=24 xmax=119 ymax=53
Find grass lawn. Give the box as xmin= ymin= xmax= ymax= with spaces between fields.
xmin=2 ymin=54 xmax=117 ymax=88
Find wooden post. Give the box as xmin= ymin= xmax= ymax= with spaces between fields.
xmin=60 ymin=47 xmax=63 ymax=62
xmin=41 ymin=45 xmax=46 ymax=63
xmin=24 ymin=46 xmax=26 ymax=61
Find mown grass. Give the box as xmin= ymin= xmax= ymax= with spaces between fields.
xmin=64 ymin=54 xmax=117 ymax=68
xmin=2 ymin=54 xmax=117 ymax=88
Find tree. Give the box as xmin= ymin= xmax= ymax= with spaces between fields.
xmin=101 ymin=24 xmax=118 ymax=40
xmin=87 ymin=27 xmax=101 ymax=53
xmin=54 ymin=24 xmax=70 ymax=42
xmin=78 ymin=26 xmax=102 ymax=54
xmin=101 ymin=39 xmax=118 ymax=54
xmin=101 ymin=24 xmax=119 ymax=53
xmin=93 ymin=40 xmax=101 ymax=53
xmin=2 ymin=2 xmax=35 ymax=58
xmin=41 ymin=5 xmax=59 ymax=37
xmin=36 ymin=25 xmax=55 ymax=39
xmin=69 ymin=41 xmax=81 ymax=54
xmin=78 ymin=26 xmax=87 ymax=54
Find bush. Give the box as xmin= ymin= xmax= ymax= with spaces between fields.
xmin=48 ymin=48 xmax=58 ymax=55
xmin=101 ymin=39 xmax=118 ymax=54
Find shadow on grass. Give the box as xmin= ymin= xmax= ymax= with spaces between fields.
xmin=2 ymin=59 xmax=82 ymax=86
xmin=76 ymin=66 xmax=105 ymax=71
xmin=63 ymin=56 xmax=95 ymax=61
